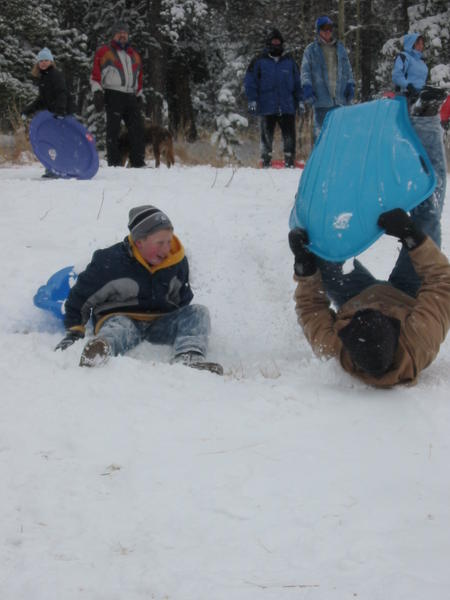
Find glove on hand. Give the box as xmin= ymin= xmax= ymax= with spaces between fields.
xmin=248 ymin=101 xmax=257 ymax=114
xmin=344 ymin=82 xmax=355 ymax=102
xmin=442 ymin=120 xmax=449 ymax=132
xmin=298 ymin=101 xmax=306 ymax=115
xmin=288 ymin=228 xmax=317 ymax=276
xmin=54 ymin=330 xmax=84 ymax=352
xmin=406 ymin=83 xmax=419 ymax=100
xmin=93 ymin=90 xmax=104 ymax=111
xmin=136 ymin=95 xmax=144 ymax=109
xmin=302 ymin=84 xmax=315 ymax=104
xmin=378 ymin=208 xmax=426 ymax=250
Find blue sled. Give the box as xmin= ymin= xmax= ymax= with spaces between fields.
xmin=34 ymin=266 xmax=77 ymax=321
xmin=289 ymin=96 xmax=436 ymax=261
xmin=29 ymin=111 xmax=99 ymax=180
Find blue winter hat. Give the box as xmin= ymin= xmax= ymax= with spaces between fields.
xmin=316 ymin=16 xmax=334 ymax=32
xmin=37 ymin=47 xmax=54 ymax=62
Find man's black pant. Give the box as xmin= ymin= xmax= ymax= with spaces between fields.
xmin=260 ymin=114 xmax=296 ymax=166
xmin=105 ymin=90 xmax=145 ymax=167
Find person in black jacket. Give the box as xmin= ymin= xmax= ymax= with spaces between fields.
xmin=22 ymin=47 xmax=72 ymax=178
xmin=54 ymin=205 xmax=223 ymax=375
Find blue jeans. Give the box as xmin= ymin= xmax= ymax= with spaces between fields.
xmin=388 ymin=115 xmax=447 ymax=297
xmin=312 ymin=106 xmax=338 ymax=141
xmin=96 ymin=304 xmax=211 ymax=358
xmin=317 ymin=258 xmax=380 ymax=309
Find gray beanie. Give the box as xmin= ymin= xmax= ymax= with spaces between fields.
xmin=128 ymin=205 xmax=173 ymax=241
xmin=112 ymin=21 xmax=129 ymax=35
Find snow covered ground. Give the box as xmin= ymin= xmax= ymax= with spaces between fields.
xmin=1 ymin=162 xmax=450 ymax=599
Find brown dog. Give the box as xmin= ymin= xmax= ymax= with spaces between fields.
xmin=119 ymin=122 xmax=175 ymax=168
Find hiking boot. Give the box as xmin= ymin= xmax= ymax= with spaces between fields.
xmin=79 ymin=338 xmax=111 ymax=367
xmin=261 ymin=155 xmax=271 ymax=168
xmin=284 ymin=154 xmax=294 ymax=168
xmin=173 ymin=351 xmax=224 ymax=376
xmin=42 ymin=169 xmax=59 ymax=179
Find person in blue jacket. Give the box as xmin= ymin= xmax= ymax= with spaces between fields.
xmin=301 ymin=16 xmax=354 ymax=140
xmin=392 ymin=33 xmax=428 ymax=96
xmin=244 ymin=28 xmax=303 ymax=168
xmin=54 ymin=205 xmax=223 ymax=374
xmin=389 ymin=32 xmax=447 ymax=297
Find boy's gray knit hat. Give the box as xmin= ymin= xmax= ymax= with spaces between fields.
xmin=128 ymin=205 xmax=173 ymax=241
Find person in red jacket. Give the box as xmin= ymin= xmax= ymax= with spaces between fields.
xmin=441 ymin=95 xmax=450 ymax=131
xmin=91 ymin=22 xmax=145 ymax=167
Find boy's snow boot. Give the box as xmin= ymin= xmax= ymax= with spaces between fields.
xmin=173 ymin=351 xmax=223 ymax=376
xmin=79 ymin=338 xmax=111 ymax=367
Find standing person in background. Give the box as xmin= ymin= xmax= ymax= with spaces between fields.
xmin=244 ymin=28 xmax=303 ymax=168
xmin=301 ymin=16 xmax=354 ymax=140
xmin=21 ymin=47 xmax=73 ymax=178
xmin=390 ymin=33 xmax=447 ymax=297
xmin=90 ymin=22 xmax=145 ymax=168
xmin=392 ymin=33 xmax=428 ymax=97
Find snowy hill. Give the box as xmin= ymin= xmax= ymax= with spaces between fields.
xmin=1 ymin=163 xmax=450 ymax=599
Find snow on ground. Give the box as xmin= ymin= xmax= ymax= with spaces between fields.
xmin=1 ymin=162 xmax=450 ymax=600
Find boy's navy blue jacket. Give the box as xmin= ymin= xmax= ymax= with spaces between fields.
xmin=64 ymin=235 xmax=193 ymax=335
xmin=244 ymin=50 xmax=302 ymax=115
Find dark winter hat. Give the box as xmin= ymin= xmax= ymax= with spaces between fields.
xmin=266 ymin=28 xmax=284 ymax=46
xmin=112 ymin=21 xmax=130 ymax=35
xmin=316 ymin=16 xmax=334 ymax=32
xmin=128 ymin=205 xmax=173 ymax=241
xmin=338 ymin=309 xmax=401 ymax=377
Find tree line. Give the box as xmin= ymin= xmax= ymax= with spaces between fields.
xmin=1 ymin=0 xmax=448 ymax=157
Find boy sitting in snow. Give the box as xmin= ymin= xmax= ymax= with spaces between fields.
xmin=55 ymin=205 xmax=223 ymax=375
xmin=289 ymin=208 xmax=450 ymax=387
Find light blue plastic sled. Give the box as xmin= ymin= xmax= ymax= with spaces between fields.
xmin=33 ymin=266 xmax=77 ymax=321
xmin=289 ymin=96 xmax=436 ymax=261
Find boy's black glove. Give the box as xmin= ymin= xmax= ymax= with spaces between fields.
xmin=54 ymin=330 xmax=84 ymax=351
xmin=378 ymin=208 xmax=426 ymax=250
xmin=93 ymin=90 xmax=104 ymax=111
xmin=288 ymin=228 xmax=317 ymax=276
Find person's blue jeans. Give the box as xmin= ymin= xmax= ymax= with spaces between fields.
xmin=388 ymin=115 xmax=447 ymax=297
xmin=96 ymin=304 xmax=211 ymax=358
xmin=312 ymin=106 xmax=338 ymax=141
xmin=317 ymin=258 xmax=380 ymax=309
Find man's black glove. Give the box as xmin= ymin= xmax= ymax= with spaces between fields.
xmin=54 ymin=330 xmax=84 ymax=351
xmin=288 ymin=228 xmax=317 ymax=276
xmin=93 ymin=90 xmax=104 ymax=111
xmin=378 ymin=208 xmax=426 ymax=250
xmin=136 ymin=95 xmax=144 ymax=109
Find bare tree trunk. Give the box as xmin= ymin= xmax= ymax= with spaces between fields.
xmin=166 ymin=55 xmax=197 ymax=142
xmin=354 ymin=0 xmax=360 ymax=100
xmin=146 ymin=0 xmax=165 ymax=124
xmin=338 ymin=0 xmax=345 ymax=42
